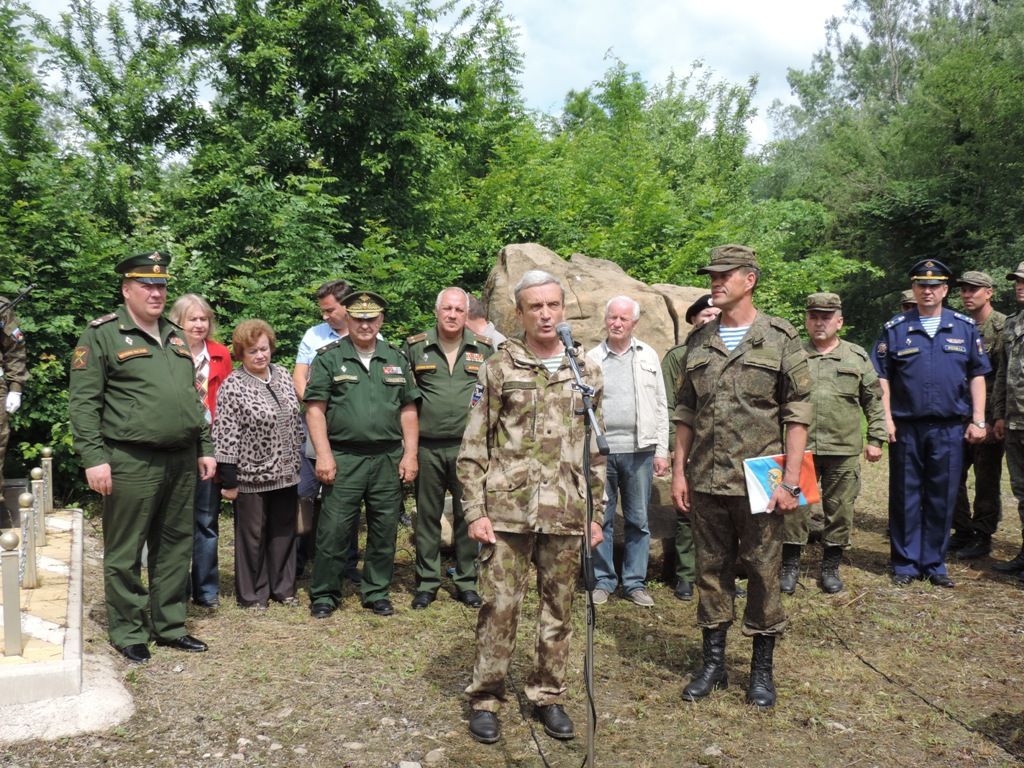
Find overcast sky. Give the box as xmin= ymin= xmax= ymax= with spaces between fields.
xmin=501 ymin=0 xmax=848 ymax=146
xmin=28 ymin=0 xmax=850 ymax=147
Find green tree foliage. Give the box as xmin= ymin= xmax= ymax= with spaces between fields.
xmin=764 ymin=0 xmax=1024 ymax=343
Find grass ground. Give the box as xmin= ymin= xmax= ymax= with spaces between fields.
xmin=3 ymin=458 xmax=1024 ymax=768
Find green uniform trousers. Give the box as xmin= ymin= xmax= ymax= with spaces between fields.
xmin=783 ymin=454 xmax=861 ymax=548
xmin=310 ymin=446 xmax=403 ymax=606
xmin=691 ymin=492 xmax=786 ymax=636
xmin=414 ymin=439 xmax=477 ymax=593
xmin=1002 ymin=431 xmax=1024 ymax=526
xmin=103 ymin=442 xmax=196 ymax=647
xmin=467 ymin=531 xmax=581 ymax=712
xmin=674 ymin=515 xmax=696 ymax=583
xmin=953 ymin=440 xmax=1004 ymax=536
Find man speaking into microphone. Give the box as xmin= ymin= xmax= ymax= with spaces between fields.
xmin=457 ymin=269 xmax=606 ymax=744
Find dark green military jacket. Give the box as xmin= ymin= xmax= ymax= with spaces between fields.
xmin=672 ymin=312 xmax=813 ymax=497
xmin=403 ymin=327 xmax=493 ymax=440
xmin=804 ymin=339 xmax=886 ymax=456
xmin=0 ymin=298 xmax=27 ymax=394
xmin=69 ymin=305 xmax=213 ymax=468
xmin=304 ymin=337 xmax=420 ymax=446
xmin=662 ymin=343 xmax=685 ymax=446
xmin=976 ymin=309 xmax=1006 ymax=424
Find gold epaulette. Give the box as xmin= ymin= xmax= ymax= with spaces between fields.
xmin=90 ymin=312 xmax=117 ymax=327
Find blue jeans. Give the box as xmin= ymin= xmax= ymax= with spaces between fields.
xmin=593 ymin=451 xmax=653 ymax=594
xmin=190 ymin=477 xmax=220 ymax=603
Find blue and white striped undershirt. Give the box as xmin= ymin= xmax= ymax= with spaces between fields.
xmin=919 ymin=316 xmax=941 ymax=337
xmin=719 ymin=325 xmax=751 ymax=351
xmin=541 ymin=355 xmax=563 ymax=374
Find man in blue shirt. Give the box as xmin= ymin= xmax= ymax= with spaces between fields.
xmin=873 ymin=260 xmax=990 ymax=587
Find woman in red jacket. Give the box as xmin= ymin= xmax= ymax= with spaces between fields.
xmin=170 ymin=294 xmax=233 ymax=608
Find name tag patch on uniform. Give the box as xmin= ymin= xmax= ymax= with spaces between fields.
xmin=116 ymin=347 xmax=150 ymax=361
xmin=383 ymin=376 xmax=406 ymax=384
xmin=943 ymin=344 xmax=966 ymax=353
xmin=895 ymin=347 xmax=920 ymax=357
xmin=333 ymin=374 xmax=358 ymax=382
xmin=465 ymin=352 xmax=484 ymax=363
xmin=72 ymin=346 xmax=89 ymax=369
xmin=470 ymin=382 xmax=484 ymax=408
xmin=415 ymin=364 xmax=437 ymax=373
xmin=383 ymin=365 xmax=404 ymax=375
xmin=946 ymin=338 xmax=964 ymax=344
xmin=466 ymin=364 xmax=480 ymax=374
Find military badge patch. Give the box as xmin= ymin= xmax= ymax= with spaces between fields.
xmin=169 ymin=336 xmax=185 ymax=346
xmin=382 ymin=365 xmax=403 ymax=375
xmin=470 ymin=382 xmax=484 ymax=408
xmin=876 ymin=342 xmax=887 ymax=356
xmin=10 ymin=327 xmax=24 ymax=344
xmin=71 ymin=346 xmax=89 ymax=369
xmin=465 ymin=352 xmax=484 ymax=363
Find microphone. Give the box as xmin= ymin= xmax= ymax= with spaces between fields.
xmin=555 ymin=322 xmax=576 ymax=354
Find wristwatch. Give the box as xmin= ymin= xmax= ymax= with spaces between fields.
xmin=779 ymin=481 xmax=801 ymax=498
xmin=972 ymin=420 xmax=987 ymax=429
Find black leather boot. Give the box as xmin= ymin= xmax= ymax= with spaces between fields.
xmin=746 ymin=634 xmax=777 ymax=708
xmin=682 ymin=625 xmax=729 ymax=701
xmin=819 ymin=545 xmax=844 ymax=593
xmin=993 ymin=539 xmax=1024 ymax=573
xmin=779 ymin=544 xmax=801 ymax=594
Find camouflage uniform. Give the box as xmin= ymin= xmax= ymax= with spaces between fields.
xmin=458 ymin=337 xmax=606 ymax=712
xmin=953 ymin=309 xmax=1006 ymax=538
xmin=673 ymin=313 xmax=812 ymax=635
xmin=661 ymin=344 xmax=695 ymax=586
xmin=994 ymin=308 xmax=1024 ymax=529
xmin=782 ymin=339 xmax=886 ymax=547
xmin=0 ymin=299 xmax=27 ymax=496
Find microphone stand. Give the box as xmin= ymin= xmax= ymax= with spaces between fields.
xmin=562 ymin=339 xmax=608 ymax=768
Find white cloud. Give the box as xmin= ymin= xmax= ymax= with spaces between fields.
xmin=502 ymin=0 xmax=848 ymax=147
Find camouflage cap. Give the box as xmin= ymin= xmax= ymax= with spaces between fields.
xmin=956 ymin=270 xmax=994 ymax=288
xmin=908 ymin=258 xmax=951 ymax=285
xmin=116 ymin=251 xmax=171 ymax=285
xmin=343 ymin=290 xmax=387 ymax=319
xmin=805 ymin=292 xmax=842 ymax=312
xmin=1006 ymin=262 xmax=1024 ymax=281
xmin=900 ymin=289 xmax=915 ymax=306
xmin=697 ymin=244 xmax=759 ymax=274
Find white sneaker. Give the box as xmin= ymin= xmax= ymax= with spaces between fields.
xmin=591 ymin=588 xmax=610 ymax=605
xmin=626 ymin=588 xmax=654 ymax=607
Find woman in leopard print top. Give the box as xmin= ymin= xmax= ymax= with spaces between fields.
xmin=213 ymin=320 xmax=303 ymax=610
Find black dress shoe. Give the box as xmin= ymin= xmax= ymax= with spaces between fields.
xmin=310 ymin=602 xmax=336 ymax=619
xmin=456 ymin=590 xmax=482 ymax=608
xmin=674 ymin=580 xmax=693 ymax=601
xmin=468 ymin=710 xmax=500 ymax=744
xmin=193 ymin=597 xmax=220 ymax=609
xmin=156 ymin=634 xmax=208 ymax=653
xmin=534 ymin=704 xmax=575 ymax=740
xmin=411 ymin=591 xmax=436 ymax=610
xmin=364 ymin=599 xmax=394 ymax=616
xmin=117 ymin=642 xmax=151 ymax=664
xmin=891 ymin=573 xmax=913 ymax=586
xmin=928 ymin=573 xmax=955 ymax=588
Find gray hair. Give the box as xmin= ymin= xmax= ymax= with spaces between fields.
xmin=605 ymin=295 xmax=640 ymax=321
xmin=514 ymin=270 xmax=565 ymax=309
xmin=435 ymin=286 xmax=469 ymax=312
xmin=170 ymin=293 xmax=218 ymax=339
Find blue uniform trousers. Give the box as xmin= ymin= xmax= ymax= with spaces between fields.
xmin=889 ymin=419 xmax=964 ymax=577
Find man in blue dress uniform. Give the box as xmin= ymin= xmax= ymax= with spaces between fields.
xmin=873 ymin=259 xmax=990 ymax=587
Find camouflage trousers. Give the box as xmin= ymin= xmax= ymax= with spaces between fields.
xmin=690 ymin=492 xmax=786 ymax=636
xmin=1002 ymin=430 xmax=1024 ymax=527
xmin=953 ymin=439 xmax=1004 ymax=537
xmin=782 ymin=454 xmax=861 ymax=548
xmin=466 ymin=531 xmax=581 ymax=712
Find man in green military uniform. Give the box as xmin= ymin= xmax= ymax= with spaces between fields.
xmin=0 ymin=294 xmax=28 ymax=524
xmin=951 ymin=271 xmax=1006 ymax=559
xmin=459 ymin=270 xmax=605 ymax=745
xmin=781 ymin=293 xmax=886 ymax=594
xmin=69 ymin=252 xmax=216 ymax=664
xmin=662 ymin=294 xmax=719 ymax=601
xmin=671 ymin=245 xmax=812 ymax=709
xmin=404 ymin=287 xmax=493 ymax=610
xmin=992 ymin=262 xmax=1024 ymax=577
xmin=305 ymin=290 xmax=420 ymax=618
